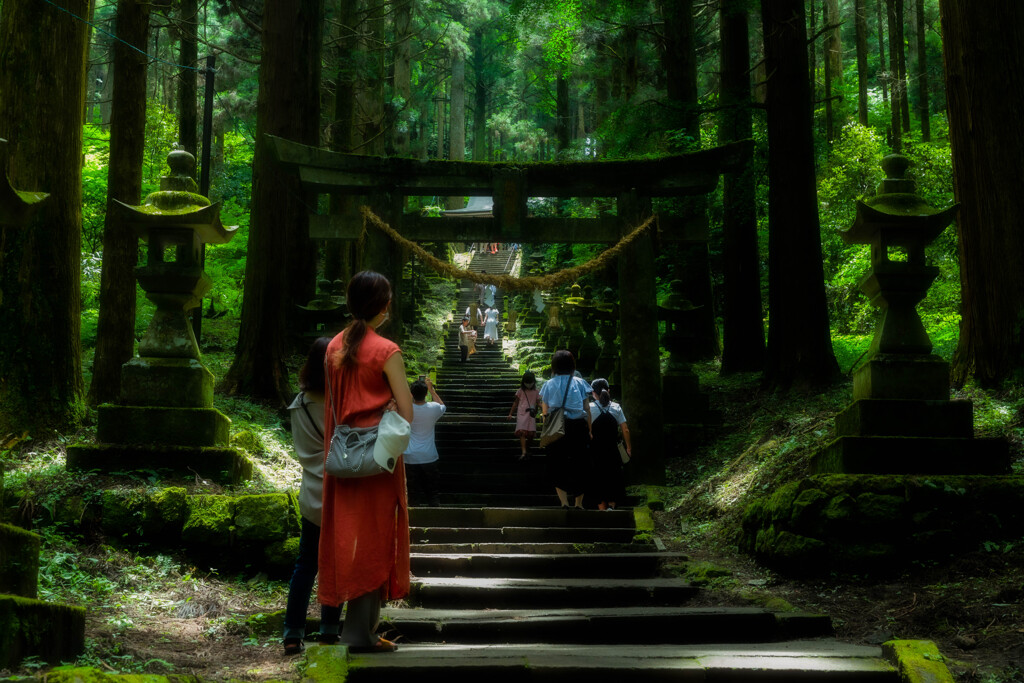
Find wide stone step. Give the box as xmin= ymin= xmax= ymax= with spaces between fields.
xmin=435 ymin=478 xmax=548 ymax=495
xmin=407 ymin=577 xmax=699 ymax=608
xmin=411 ymin=526 xmax=636 ymax=544
xmin=409 ymin=507 xmax=635 ymax=529
xmin=333 ymin=641 xmax=897 ymax=682
xmin=410 ymin=552 xmax=684 ymax=578
xmin=412 ymin=541 xmax=642 ymax=554
xmin=379 ymin=607 xmax=833 ymax=644
xmin=438 ymin=492 xmax=569 ymax=507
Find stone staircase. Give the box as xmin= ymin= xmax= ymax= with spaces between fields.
xmin=433 ymin=248 xmax=550 ymax=508
xmin=302 ymin=249 xmax=937 ymax=681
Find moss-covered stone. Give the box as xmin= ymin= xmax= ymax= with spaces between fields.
xmin=683 ymin=561 xmax=733 ymax=587
xmin=146 ymin=487 xmax=188 ymax=535
xmin=67 ymin=443 xmax=252 ymax=486
xmin=632 ymin=505 xmax=655 ymax=533
xmin=772 ymin=531 xmax=827 ymax=564
xmin=743 ymin=474 xmax=1024 ymax=576
xmin=788 ymin=488 xmax=829 ymax=531
xmin=301 ymin=643 xmax=349 ymax=682
xmin=0 ymin=523 xmax=40 ymax=598
xmin=14 ymin=665 xmax=200 ymax=682
xmin=234 ymin=494 xmax=293 ymax=542
xmin=821 ymin=493 xmax=856 ymax=534
xmin=97 ymin=404 xmax=230 ymax=448
xmin=101 ymin=490 xmax=148 ymax=538
xmin=763 ymin=482 xmax=800 ymax=522
xmin=0 ymin=594 xmax=86 ymax=670
xmin=181 ymin=495 xmax=235 ymax=547
xmin=119 ymin=357 xmax=215 ymax=409
xmin=853 ymin=492 xmax=906 ymax=535
xmin=882 ymin=639 xmax=955 ymax=683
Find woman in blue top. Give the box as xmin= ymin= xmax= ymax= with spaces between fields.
xmin=539 ymin=350 xmax=593 ymax=509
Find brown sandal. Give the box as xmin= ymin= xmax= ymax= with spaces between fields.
xmin=348 ymin=637 xmax=398 ymax=654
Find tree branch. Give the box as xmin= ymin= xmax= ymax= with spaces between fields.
xmin=229 ymin=0 xmax=262 ymax=35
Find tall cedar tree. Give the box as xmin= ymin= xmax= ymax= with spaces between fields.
xmin=178 ymin=0 xmax=199 ymax=156
xmin=915 ymin=0 xmax=931 ymax=141
xmin=393 ymin=0 xmax=414 ymax=156
xmin=0 ymin=0 xmax=93 ymax=433
xmin=760 ymin=0 xmax=840 ymax=389
xmin=659 ymin=0 xmax=720 ymax=359
xmin=719 ymin=0 xmax=765 ymax=373
xmin=323 ymin=0 xmax=363 ymax=285
xmin=89 ymin=0 xmax=151 ymax=405
xmin=942 ymin=0 xmax=1024 ymax=387
xmin=222 ymin=0 xmax=323 ymax=403
xmin=855 ymin=0 xmax=869 ymax=125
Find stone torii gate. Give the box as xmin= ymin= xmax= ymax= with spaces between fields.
xmin=270 ymin=136 xmax=752 ymax=484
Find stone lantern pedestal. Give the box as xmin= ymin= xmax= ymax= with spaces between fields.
xmin=68 ymin=151 xmax=252 ymax=484
xmin=813 ymin=155 xmax=1009 ymax=474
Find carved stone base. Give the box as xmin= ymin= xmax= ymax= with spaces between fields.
xmin=835 ymin=399 xmax=973 ymax=438
xmin=813 ymin=435 xmax=1010 ymax=474
xmin=120 ymin=357 xmax=214 ymax=408
xmin=98 ymin=404 xmax=230 ymax=448
xmin=66 ymin=443 xmax=252 ymax=486
xmin=852 ymin=354 xmax=949 ymax=400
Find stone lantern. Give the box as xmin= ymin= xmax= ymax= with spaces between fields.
xmin=658 ymin=280 xmax=718 ymax=457
xmin=122 ymin=149 xmax=237 ymax=359
xmin=67 ymin=150 xmax=251 ymax=484
xmin=658 ymin=280 xmax=701 ymax=378
xmin=813 ymin=154 xmax=1007 ymax=474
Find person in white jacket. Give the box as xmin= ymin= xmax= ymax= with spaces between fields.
xmin=282 ymin=337 xmax=341 ymax=656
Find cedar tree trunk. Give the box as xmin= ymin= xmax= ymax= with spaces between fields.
xmin=222 ymin=0 xmax=323 ymax=403
xmin=719 ymin=0 xmax=765 ymax=373
xmin=89 ymin=0 xmax=150 ymax=405
xmin=942 ymin=0 xmax=1024 ymax=388
xmin=760 ymin=0 xmax=841 ymax=390
xmin=0 ymin=0 xmax=92 ymax=434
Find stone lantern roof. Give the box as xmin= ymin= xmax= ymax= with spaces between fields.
xmin=843 ymin=154 xmax=958 ymax=265
xmin=111 ymin=149 xmax=236 ymax=245
xmin=0 ymin=139 xmax=49 ymax=225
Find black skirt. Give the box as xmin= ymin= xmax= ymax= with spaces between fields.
xmin=544 ymin=417 xmax=590 ymax=497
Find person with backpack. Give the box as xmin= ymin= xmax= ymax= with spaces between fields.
xmin=587 ymin=378 xmax=632 ymax=511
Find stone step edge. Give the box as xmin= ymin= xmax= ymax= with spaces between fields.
xmin=302 ymin=640 xmax=904 ymax=678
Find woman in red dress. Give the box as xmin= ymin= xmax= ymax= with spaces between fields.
xmin=318 ymin=271 xmax=414 ymax=653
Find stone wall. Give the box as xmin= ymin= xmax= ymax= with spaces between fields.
xmin=741 ymin=474 xmax=1024 ymax=575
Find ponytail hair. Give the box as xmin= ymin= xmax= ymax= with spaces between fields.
xmin=337 ymin=271 xmax=392 ymax=368
xmin=299 ymin=336 xmax=331 ymax=392
xmin=591 ymin=378 xmax=611 ymax=407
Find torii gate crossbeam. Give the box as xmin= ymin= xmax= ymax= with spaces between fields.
xmin=270 ymin=135 xmax=753 ymax=484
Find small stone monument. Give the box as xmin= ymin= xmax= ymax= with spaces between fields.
xmin=0 ymin=139 xmax=84 ymax=669
xmin=67 ymin=150 xmax=252 ymax=484
xmin=813 ymin=154 xmax=1008 ymax=474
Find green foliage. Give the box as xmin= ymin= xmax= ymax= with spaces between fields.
xmin=817 ymin=124 xmax=960 ymax=338
xmin=81 ymin=126 xmax=111 ymax=254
